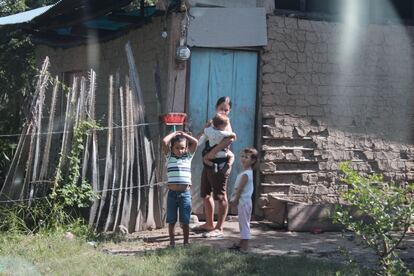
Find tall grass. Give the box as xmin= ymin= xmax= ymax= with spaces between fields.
xmin=0 ymin=233 xmax=372 ymax=276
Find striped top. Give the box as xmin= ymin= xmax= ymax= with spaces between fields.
xmin=166 ymin=152 xmax=194 ymax=185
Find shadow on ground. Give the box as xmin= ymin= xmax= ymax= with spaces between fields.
xmin=101 ymin=220 xmax=414 ymax=270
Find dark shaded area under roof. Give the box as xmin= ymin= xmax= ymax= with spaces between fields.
xmin=1 ymin=0 xmax=172 ymax=48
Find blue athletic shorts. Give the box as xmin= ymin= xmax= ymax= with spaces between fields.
xmin=166 ymin=190 xmax=192 ymax=225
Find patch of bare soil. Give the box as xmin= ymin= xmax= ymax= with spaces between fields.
xmin=100 ymin=221 xmax=414 ymax=270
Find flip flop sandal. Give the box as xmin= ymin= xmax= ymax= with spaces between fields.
xmin=202 ymin=230 xmax=224 ymax=238
xmin=191 ymin=225 xmax=212 ymax=233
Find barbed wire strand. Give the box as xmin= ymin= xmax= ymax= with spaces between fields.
xmin=0 ymin=121 xmax=163 ymax=138
xmin=0 ymin=180 xmax=168 ymax=204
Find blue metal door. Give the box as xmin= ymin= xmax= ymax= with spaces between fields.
xmin=187 ymin=48 xmax=258 ymax=214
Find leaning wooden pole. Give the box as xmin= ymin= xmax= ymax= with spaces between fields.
xmin=25 ymin=66 xmax=50 ymax=200
xmin=125 ymin=42 xmax=158 ymax=230
xmin=128 ymin=91 xmax=138 ymax=231
xmin=30 ymin=66 xmax=49 ymax=185
xmin=111 ymin=86 xmax=127 ymax=230
xmin=28 ymin=57 xmax=51 ymax=199
xmin=109 ymin=73 xmax=122 ymax=231
xmin=120 ymin=80 xmax=135 ymax=230
xmin=102 ymin=75 xmax=115 ymax=231
xmin=88 ymin=70 xmax=100 ymax=226
xmin=0 ymin=58 xmax=50 ymax=200
xmin=80 ymin=77 xmax=91 ymax=180
xmin=0 ymin=125 xmax=30 ymax=200
xmin=53 ymin=77 xmax=78 ymax=191
xmin=1 ymin=58 xmax=50 ymax=200
xmin=64 ymin=78 xmax=86 ymax=190
xmin=39 ymin=77 xmax=59 ymax=182
xmin=126 ymin=43 xmax=148 ymax=230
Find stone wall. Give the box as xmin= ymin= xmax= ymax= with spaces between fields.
xmin=258 ymin=15 xmax=414 ymax=217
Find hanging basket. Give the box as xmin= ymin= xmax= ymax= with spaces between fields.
xmin=161 ymin=113 xmax=187 ymax=125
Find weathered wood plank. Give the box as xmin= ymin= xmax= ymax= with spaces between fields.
xmin=102 ymin=75 xmax=115 ymax=231
xmin=39 ymin=77 xmax=59 ymax=182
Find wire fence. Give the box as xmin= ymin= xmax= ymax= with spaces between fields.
xmin=0 ymin=121 xmax=169 ymax=203
xmin=0 ymin=121 xmax=162 ymax=138
xmin=0 ymin=180 xmax=168 ymax=204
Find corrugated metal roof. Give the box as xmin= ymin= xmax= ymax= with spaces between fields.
xmin=0 ymin=3 xmax=59 ymax=26
xmin=0 ymin=0 xmax=160 ymax=47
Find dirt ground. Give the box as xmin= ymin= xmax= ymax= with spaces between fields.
xmin=101 ymin=219 xmax=414 ymax=270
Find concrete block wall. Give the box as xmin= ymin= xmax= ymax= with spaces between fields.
xmin=259 ymin=15 xmax=414 ymax=214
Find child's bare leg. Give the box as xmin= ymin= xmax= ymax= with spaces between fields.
xmin=239 ymin=239 xmax=249 ymax=251
xmin=182 ymin=224 xmax=190 ymax=245
xmin=203 ymin=156 xmax=215 ymax=167
xmin=227 ymin=150 xmax=235 ymax=166
xmin=168 ymin=223 xmax=176 ymax=247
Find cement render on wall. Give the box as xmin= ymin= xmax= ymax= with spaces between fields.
xmin=259 ymin=15 xmax=414 ymax=211
xmin=35 ymin=16 xmax=168 ymax=139
xmin=35 ymin=16 xmax=169 ymax=160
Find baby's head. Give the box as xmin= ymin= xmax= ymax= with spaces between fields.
xmin=170 ymin=135 xmax=188 ymax=157
xmin=212 ymin=113 xmax=229 ymax=131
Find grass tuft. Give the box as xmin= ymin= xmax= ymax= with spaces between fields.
xmin=0 ymin=233 xmax=372 ymax=276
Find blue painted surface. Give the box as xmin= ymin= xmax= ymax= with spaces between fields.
xmin=0 ymin=4 xmax=56 ymax=25
xmin=188 ymin=48 xmax=258 ymax=214
xmin=0 ymin=3 xmax=156 ymax=29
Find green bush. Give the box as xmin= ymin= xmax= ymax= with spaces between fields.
xmin=52 ymin=119 xmax=100 ymax=209
xmin=0 ymin=120 xmax=100 ymax=238
xmin=334 ymin=162 xmax=414 ymax=275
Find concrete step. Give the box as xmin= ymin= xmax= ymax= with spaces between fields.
xmin=267 ymin=192 xmax=303 ymax=204
xmin=262 ymin=173 xmax=309 ymax=186
xmin=265 ymin=162 xmax=319 ymax=171
xmin=260 ymin=184 xmax=290 ymax=194
xmin=272 ymin=159 xmax=319 ymax=163
xmin=263 ymin=146 xmax=315 ymax=151
xmin=262 ymin=135 xmax=313 ymax=141
xmin=261 ymin=183 xmax=293 ymax=187
xmin=261 ymin=136 xmax=318 ymax=149
xmin=263 ymin=148 xmax=318 ymax=162
xmin=262 ymin=130 xmax=312 ymax=140
xmin=262 ymin=170 xmax=317 ymax=175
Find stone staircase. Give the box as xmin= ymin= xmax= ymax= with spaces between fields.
xmin=258 ymin=125 xmax=324 ymax=224
xmin=260 ymin=134 xmax=319 ymax=197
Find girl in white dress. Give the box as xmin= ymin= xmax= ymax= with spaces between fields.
xmin=230 ymin=147 xmax=258 ymax=252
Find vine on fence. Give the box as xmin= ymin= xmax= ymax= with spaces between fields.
xmin=0 ymin=119 xmax=100 ymax=237
xmin=52 ymin=119 xmax=100 ymax=208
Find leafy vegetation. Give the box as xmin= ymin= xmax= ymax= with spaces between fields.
xmin=0 ymin=139 xmax=16 ymax=176
xmin=334 ymin=162 xmax=414 ymax=275
xmin=0 ymin=0 xmax=58 ymax=182
xmin=0 ymin=118 xmax=99 ymax=239
xmin=52 ymin=120 xmax=101 ymax=209
xmin=0 ymin=199 xmax=94 ymax=238
xmin=0 ymin=0 xmax=150 ymax=241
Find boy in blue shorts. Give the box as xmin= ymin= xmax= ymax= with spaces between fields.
xmin=162 ymin=131 xmax=198 ymax=247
